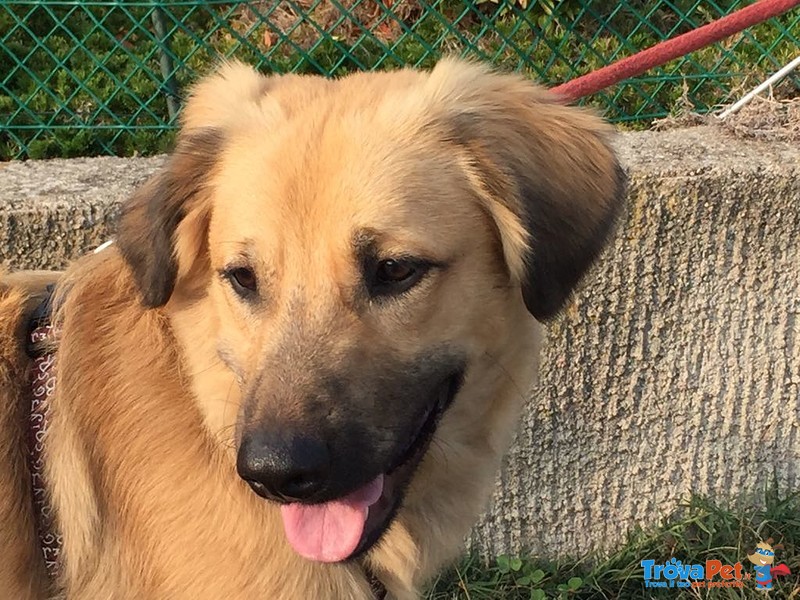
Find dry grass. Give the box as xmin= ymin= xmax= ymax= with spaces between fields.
xmin=718 ymin=95 xmax=800 ymax=143
xmin=229 ymin=0 xmax=425 ymax=51
xmin=652 ymin=79 xmax=800 ymax=143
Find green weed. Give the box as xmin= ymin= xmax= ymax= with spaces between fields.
xmin=426 ymin=492 xmax=800 ymax=599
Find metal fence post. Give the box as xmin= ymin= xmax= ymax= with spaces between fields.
xmin=150 ymin=1 xmax=180 ymax=122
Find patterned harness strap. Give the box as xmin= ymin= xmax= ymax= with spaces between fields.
xmin=26 ymin=284 xmax=62 ymax=581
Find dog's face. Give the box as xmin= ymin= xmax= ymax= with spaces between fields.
xmin=116 ymin=60 xmax=625 ymax=564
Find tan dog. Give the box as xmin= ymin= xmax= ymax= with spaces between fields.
xmin=0 ymin=59 xmax=625 ymax=599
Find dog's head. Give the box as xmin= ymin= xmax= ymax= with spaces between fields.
xmin=116 ymin=59 xmax=625 ymax=564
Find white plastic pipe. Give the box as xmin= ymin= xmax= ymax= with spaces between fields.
xmin=718 ymin=54 xmax=800 ymax=119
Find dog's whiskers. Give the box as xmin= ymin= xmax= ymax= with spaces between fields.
xmin=427 ymin=437 xmax=452 ymax=470
xmin=213 ymin=425 xmax=238 ymax=452
xmin=187 ymin=357 xmax=224 ymax=378
xmin=210 ymin=378 xmax=239 ymax=451
xmin=482 ymin=349 xmax=528 ymax=405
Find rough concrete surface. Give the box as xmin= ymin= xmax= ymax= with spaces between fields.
xmin=0 ymin=155 xmax=165 ymax=268
xmin=1 ymin=127 xmax=799 ymax=558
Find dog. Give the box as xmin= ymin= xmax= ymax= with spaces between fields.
xmin=0 ymin=58 xmax=625 ymax=599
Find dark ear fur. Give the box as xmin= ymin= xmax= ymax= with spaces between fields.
xmin=519 ymin=160 xmax=627 ymax=320
xmin=116 ymin=128 xmax=223 ymax=308
xmin=442 ymin=78 xmax=627 ymax=321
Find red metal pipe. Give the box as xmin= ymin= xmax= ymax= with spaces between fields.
xmin=550 ymin=0 xmax=800 ymax=103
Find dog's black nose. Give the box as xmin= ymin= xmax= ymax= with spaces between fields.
xmin=237 ymin=431 xmax=330 ymax=503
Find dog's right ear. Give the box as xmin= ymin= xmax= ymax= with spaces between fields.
xmin=116 ymin=128 xmax=223 ymax=308
xmin=117 ymin=61 xmax=271 ymax=308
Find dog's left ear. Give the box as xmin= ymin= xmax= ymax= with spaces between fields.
xmin=116 ymin=128 xmax=223 ymax=308
xmin=429 ymin=60 xmax=627 ymax=321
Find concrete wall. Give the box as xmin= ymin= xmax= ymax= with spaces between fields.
xmin=2 ymin=127 xmax=799 ymax=558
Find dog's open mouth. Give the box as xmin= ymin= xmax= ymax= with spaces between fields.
xmin=279 ymin=371 xmax=464 ymax=563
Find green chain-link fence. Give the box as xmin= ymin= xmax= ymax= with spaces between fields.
xmin=1 ymin=0 xmax=799 ymax=160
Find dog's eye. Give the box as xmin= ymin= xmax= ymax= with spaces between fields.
xmin=370 ymin=259 xmax=427 ymax=297
xmin=376 ymin=259 xmax=415 ymax=283
xmin=225 ymin=267 xmax=257 ymax=297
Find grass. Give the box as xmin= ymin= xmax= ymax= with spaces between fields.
xmin=426 ymin=491 xmax=800 ymax=599
xmin=1 ymin=0 xmax=799 ymax=160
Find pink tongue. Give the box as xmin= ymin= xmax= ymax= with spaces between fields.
xmin=280 ymin=474 xmax=384 ymax=563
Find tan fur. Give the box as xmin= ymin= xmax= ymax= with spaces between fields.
xmin=0 ymin=59 xmax=623 ymax=599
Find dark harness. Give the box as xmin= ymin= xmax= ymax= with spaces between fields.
xmin=24 ymin=286 xmax=387 ymax=599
